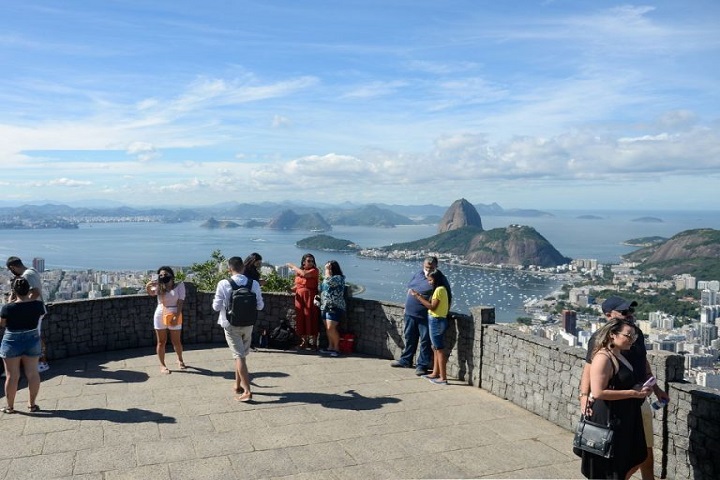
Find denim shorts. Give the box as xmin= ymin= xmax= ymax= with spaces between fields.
xmin=0 ymin=329 xmax=42 ymax=359
xmin=428 ymin=315 xmax=448 ymax=350
xmin=323 ymin=308 xmax=345 ymax=323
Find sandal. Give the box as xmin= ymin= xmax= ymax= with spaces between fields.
xmin=178 ymin=362 xmax=187 ymax=370
xmin=1 ymin=407 xmax=15 ymax=414
xmin=27 ymin=405 xmax=40 ymax=412
xmin=235 ymin=391 xmax=252 ymax=402
xmin=160 ymin=366 xmax=172 ymax=374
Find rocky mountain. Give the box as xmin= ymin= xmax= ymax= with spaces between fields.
xmin=624 ymin=228 xmax=720 ymax=278
xmin=266 ymin=210 xmax=332 ymax=231
xmin=385 ymin=225 xmax=569 ymax=267
xmin=382 ymin=200 xmax=569 ymax=267
xmin=438 ymin=198 xmax=483 ymax=233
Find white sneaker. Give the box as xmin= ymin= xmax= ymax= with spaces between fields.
xmin=37 ymin=362 xmax=50 ymax=373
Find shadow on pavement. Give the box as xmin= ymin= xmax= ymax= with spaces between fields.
xmin=252 ymin=389 xmax=401 ymax=410
xmin=34 ymin=407 xmax=176 ymax=423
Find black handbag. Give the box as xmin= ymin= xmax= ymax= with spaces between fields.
xmin=573 ymin=412 xmax=614 ymax=458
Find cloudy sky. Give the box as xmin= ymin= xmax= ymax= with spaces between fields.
xmin=2 ymin=1 xmax=719 ymax=210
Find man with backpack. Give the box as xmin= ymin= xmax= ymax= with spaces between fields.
xmin=212 ymin=256 xmax=264 ymax=402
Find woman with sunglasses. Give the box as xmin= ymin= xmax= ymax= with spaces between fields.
xmin=286 ymin=254 xmax=320 ymax=350
xmin=146 ymin=266 xmax=186 ymax=373
xmin=579 ymin=319 xmax=652 ymax=479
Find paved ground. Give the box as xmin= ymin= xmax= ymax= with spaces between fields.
xmin=0 ymin=345 xmax=584 ymax=479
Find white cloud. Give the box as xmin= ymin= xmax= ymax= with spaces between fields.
xmin=342 ymin=81 xmax=408 ymax=99
xmin=126 ymin=142 xmax=159 ymax=162
xmin=272 ymin=115 xmax=291 ymax=128
xmin=45 ymin=178 xmax=93 ymax=187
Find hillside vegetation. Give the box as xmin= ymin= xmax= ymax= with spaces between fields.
xmin=624 ymin=228 xmax=720 ymax=278
xmin=383 ymin=225 xmax=570 ymax=267
xmin=296 ymin=235 xmax=360 ymax=252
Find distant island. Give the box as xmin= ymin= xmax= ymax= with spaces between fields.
xmin=632 ymin=216 xmax=663 ymax=223
xmin=296 ymin=234 xmax=360 ymax=252
xmin=623 ymin=236 xmax=667 ymax=247
xmin=577 ymin=215 xmax=603 ymax=220
xmin=200 ymin=217 xmax=240 ymax=229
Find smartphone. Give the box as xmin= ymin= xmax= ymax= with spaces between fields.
xmin=642 ymin=376 xmax=656 ymax=389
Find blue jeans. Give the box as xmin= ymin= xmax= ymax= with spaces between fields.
xmin=399 ymin=313 xmax=432 ymax=370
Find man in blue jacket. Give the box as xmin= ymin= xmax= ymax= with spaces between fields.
xmin=391 ymin=256 xmax=452 ymax=375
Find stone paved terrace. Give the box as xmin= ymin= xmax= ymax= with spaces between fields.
xmin=0 ymin=344 xmax=585 ymax=480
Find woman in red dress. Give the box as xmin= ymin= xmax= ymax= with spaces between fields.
xmin=286 ymin=253 xmax=320 ymax=350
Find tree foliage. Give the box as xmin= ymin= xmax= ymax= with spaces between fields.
xmin=187 ymin=250 xmax=227 ymax=292
xmin=263 ymin=270 xmax=294 ymax=293
xmin=186 ymin=250 xmax=295 ymax=293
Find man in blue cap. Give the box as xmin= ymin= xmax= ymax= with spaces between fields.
xmin=579 ymin=296 xmax=670 ymax=480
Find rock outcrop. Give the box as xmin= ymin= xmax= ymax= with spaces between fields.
xmin=624 ymin=228 xmax=720 ymax=277
xmin=385 ymin=224 xmax=570 ymax=268
xmin=266 ymin=209 xmax=331 ymax=231
xmin=438 ymin=198 xmax=483 ymax=233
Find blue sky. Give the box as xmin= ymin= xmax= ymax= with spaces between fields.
xmin=1 ymin=1 xmax=719 ymax=210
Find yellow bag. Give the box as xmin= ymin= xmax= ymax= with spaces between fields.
xmin=162 ymin=308 xmax=182 ymax=327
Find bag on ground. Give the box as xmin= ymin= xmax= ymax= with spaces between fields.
xmin=268 ymin=321 xmax=299 ymax=350
xmin=226 ymin=278 xmax=257 ymax=327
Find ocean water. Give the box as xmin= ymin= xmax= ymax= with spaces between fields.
xmin=1 ymin=209 xmax=718 ymax=322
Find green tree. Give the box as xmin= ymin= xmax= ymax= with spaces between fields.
xmin=516 ymin=316 xmax=532 ymax=325
xmin=186 ymin=250 xmax=295 ymax=293
xmin=262 ymin=270 xmax=294 ymax=293
xmin=187 ymin=250 xmax=227 ymax=292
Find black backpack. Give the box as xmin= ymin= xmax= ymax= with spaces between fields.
xmin=226 ymin=278 xmax=258 ymax=327
xmin=268 ymin=321 xmax=299 ymax=350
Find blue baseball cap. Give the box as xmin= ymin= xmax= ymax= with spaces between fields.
xmin=601 ymin=296 xmax=638 ymax=314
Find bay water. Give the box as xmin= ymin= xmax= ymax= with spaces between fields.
xmin=0 ymin=209 xmax=718 ymax=323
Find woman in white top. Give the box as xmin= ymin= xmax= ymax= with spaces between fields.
xmin=145 ymin=266 xmax=186 ymax=374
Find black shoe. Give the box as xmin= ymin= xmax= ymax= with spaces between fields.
xmin=390 ymin=361 xmax=411 ymax=368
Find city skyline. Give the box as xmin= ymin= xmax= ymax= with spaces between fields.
xmin=2 ymin=1 xmax=719 ymax=210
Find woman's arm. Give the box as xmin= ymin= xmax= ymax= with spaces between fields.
xmin=286 ymin=263 xmax=314 ymax=277
xmin=145 ymin=281 xmax=158 ymax=296
xmin=409 ymin=289 xmax=439 ymax=310
xmin=590 ymin=352 xmax=650 ymax=401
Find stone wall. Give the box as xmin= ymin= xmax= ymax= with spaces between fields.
xmin=663 ymin=382 xmax=720 ymax=480
xmin=33 ymin=291 xmax=720 ymax=480
xmin=479 ymin=324 xmax=718 ymax=480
